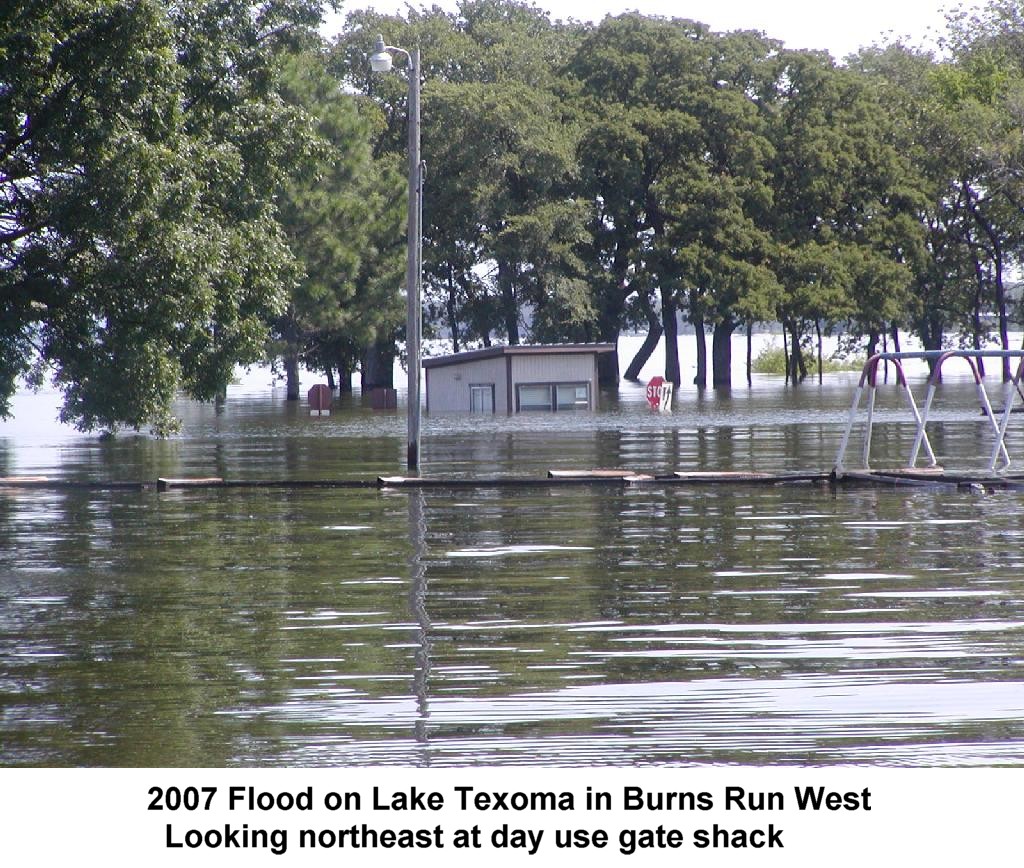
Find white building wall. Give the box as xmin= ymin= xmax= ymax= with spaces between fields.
xmin=426 ymin=356 xmax=508 ymax=413
xmin=427 ymin=351 xmax=602 ymax=413
xmin=510 ymin=354 xmax=598 ymax=409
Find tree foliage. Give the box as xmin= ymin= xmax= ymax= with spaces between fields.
xmin=1 ymin=0 xmax=323 ymax=431
xmin=7 ymin=0 xmax=1024 ymax=434
xmin=272 ymin=49 xmax=404 ymax=396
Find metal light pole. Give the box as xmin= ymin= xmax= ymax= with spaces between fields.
xmin=370 ymin=35 xmax=422 ymax=472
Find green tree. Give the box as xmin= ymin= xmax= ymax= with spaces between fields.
xmin=331 ymin=2 xmax=588 ymax=360
xmin=766 ymin=50 xmax=915 ymax=383
xmin=429 ymin=78 xmax=583 ymax=345
xmin=659 ymin=29 xmax=782 ymax=388
xmin=1 ymin=0 xmax=323 ymax=432
xmin=569 ymin=14 xmax=714 ymax=386
xmin=272 ymin=49 xmax=405 ymax=398
xmin=572 ymin=17 xmax=783 ymax=389
xmin=941 ymin=4 xmax=1024 ymax=379
xmin=853 ymin=40 xmax=1015 ymax=379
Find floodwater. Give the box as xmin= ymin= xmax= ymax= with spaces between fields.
xmin=2 ymin=337 xmax=1023 ymax=767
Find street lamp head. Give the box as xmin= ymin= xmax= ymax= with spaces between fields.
xmin=369 ymin=35 xmax=393 ymax=73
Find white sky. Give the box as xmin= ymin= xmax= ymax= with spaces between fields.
xmin=323 ymin=0 xmax=963 ymax=59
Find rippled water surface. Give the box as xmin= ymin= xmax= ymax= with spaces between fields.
xmin=2 ymin=362 xmax=1023 ymax=767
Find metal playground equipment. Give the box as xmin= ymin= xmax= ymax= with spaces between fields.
xmin=834 ymin=350 xmax=1024 ymax=475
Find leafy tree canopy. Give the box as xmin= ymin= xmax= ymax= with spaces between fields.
xmin=1 ymin=0 xmax=325 ymax=432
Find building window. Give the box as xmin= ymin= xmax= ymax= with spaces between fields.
xmin=469 ymin=383 xmax=494 ymax=413
xmin=517 ymin=384 xmax=553 ymax=411
xmin=516 ymin=382 xmax=590 ymax=412
xmin=556 ymin=383 xmax=590 ymax=410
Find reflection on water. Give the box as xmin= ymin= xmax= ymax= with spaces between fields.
xmin=1 ymin=370 xmax=1023 ymax=767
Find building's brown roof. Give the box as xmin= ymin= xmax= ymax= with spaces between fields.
xmin=422 ymin=343 xmax=616 ymax=369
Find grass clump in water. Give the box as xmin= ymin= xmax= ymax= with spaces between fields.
xmin=752 ymin=343 xmax=865 ymax=375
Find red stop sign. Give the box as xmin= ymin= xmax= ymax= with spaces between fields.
xmin=646 ymin=376 xmax=665 ymax=409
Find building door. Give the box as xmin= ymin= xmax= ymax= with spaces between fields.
xmin=470 ymin=384 xmax=495 ymax=413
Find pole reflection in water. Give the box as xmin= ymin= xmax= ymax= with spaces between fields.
xmin=408 ymin=490 xmax=432 ymax=754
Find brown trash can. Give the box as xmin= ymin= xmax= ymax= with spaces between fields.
xmin=369 ymin=387 xmax=397 ymax=410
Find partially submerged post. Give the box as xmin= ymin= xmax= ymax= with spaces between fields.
xmin=307 ymin=383 xmax=331 ymax=417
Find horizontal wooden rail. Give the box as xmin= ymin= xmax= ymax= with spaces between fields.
xmin=3 ymin=469 xmax=1024 ymax=492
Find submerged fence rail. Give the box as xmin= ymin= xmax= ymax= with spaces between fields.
xmin=4 ymin=468 xmax=1024 ymax=493
xmin=833 ymin=349 xmax=1024 ymax=475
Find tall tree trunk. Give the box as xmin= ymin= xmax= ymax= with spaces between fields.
xmin=623 ymin=329 xmax=661 ymax=381
xmin=597 ymin=310 xmax=622 ymax=386
xmin=623 ymin=289 xmax=662 ymax=381
xmin=995 ymin=258 xmax=1010 ymax=381
xmin=691 ymin=297 xmax=706 ymax=389
xmin=597 ymin=344 xmax=619 ymax=384
xmin=711 ymin=316 xmax=735 ymax=388
xmin=746 ymin=320 xmax=753 ymax=387
xmin=337 ymin=356 xmax=353 ymax=393
xmin=972 ymin=318 xmax=985 ymax=379
xmin=325 ymin=365 xmax=336 ymax=391
xmin=919 ymin=317 xmax=943 ymax=351
xmin=866 ymin=328 xmax=880 ymax=384
xmin=971 ymin=253 xmax=986 ymax=378
xmin=889 ymin=324 xmax=901 ymax=385
xmin=285 ymin=352 xmax=300 ymax=401
xmin=662 ymin=286 xmax=680 ymax=386
xmin=282 ymin=314 xmax=301 ymax=400
xmin=918 ymin=312 xmax=944 ymax=382
xmin=497 ymin=259 xmax=519 ymax=345
xmin=782 ymin=322 xmax=790 ymax=386
xmin=881 ymin=327 xmax=888 ymax=383
xmin=446 ymin=266 xmax=461 ymax=354
xmin=595 ymin=245 xmax=632 ymax=386
xmin=362 ymin=338 xmax=395 ymax=389
xmin=866 ymin=328 xmax=879 ymax=359
xmin=788 ymin=320 xmax=806 ymax=383
xmin=815 ymin=319 xmax=823 ymax=384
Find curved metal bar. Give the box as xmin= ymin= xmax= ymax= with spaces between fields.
xmin=835 ymin=348 xmax=1024 ymax=475
xmin=927 ymin=351 xmax=984 ymax=386
xmin=867 ymin=350 xmax=1024 ymax=361
xmin=923 ymin=354 xmax=1014 ymax=470
xmin=859 ymin=353 xmax=884 ymax=388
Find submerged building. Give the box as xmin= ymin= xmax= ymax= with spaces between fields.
xmin=423 ymin=344 xmax=616 ymax=414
